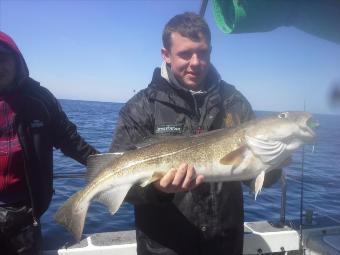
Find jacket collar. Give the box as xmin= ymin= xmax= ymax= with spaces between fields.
xmin=160 ymin=61 xmax=222 ymax=94
xmin=147 ymin=65 xmax=223 ymax=112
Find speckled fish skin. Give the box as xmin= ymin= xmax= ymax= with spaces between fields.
xmin=54 ymin=111 xmax=316 ymax=241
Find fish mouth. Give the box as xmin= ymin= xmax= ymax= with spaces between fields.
xmin=302 ymin=116 xmax=319 ymax=140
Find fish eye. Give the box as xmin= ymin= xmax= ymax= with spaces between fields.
xmin=278 ymin=112 xmax=288 ymax=119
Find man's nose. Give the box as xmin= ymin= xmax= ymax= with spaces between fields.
xmin=189 ymin=54 xmax=200 ymax=66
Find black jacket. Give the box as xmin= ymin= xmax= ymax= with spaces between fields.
xmin=5 ymin=77 xmax=97 ymax=219
xmin=110 ymin=67 xmax=280 ymax=255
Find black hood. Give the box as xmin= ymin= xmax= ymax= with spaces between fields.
xmin=0 ymin=31 xmax=29 ymax=90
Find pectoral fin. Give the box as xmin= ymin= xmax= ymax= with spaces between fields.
xmin=140 ymin=171 xmax=164 ymax=187
xmin=220 ymin=146 xmax=246 ymax=166
xmin=251 ymin=170 xmax=265 ymax=200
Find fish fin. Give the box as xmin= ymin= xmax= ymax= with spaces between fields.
xmin=245 ymin=135 xmax=287 ymax=165
xmin=135 ymin=136 xmax=185 ymax=149
xmin=140 ymin=171 xmax=164 ymax=187
xmin=54 ymin=189 xmax=88 ymax=242
xmin=251 ymin=170 xmax=265 ymax=200
xmin=86 ymin=153 xmax=123 ymax=181
xmin=219 ymin=146 xmax=246 ymax=166
xmin=94 ymin=184 xmax=133 ymax=214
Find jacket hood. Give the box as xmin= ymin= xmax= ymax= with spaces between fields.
xmin=0 ymin=31 xmax=29 ymax=86
xmin=160 ymin=61 xmax=221 ymax=94
xmin=146 ymin=66 xmax=225 ymax=113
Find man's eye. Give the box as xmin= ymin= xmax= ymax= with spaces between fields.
xmin=197 ymin=50 xmax=209 ymax=59
xmin=178 ymin=52 xmax=192 ymax=59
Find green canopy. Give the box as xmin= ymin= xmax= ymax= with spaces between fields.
xmin=212 ymin=0 xmax=340 ymax=44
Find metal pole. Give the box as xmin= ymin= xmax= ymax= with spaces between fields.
xmin=299 ymin=146 xmax=306 ymax=254
xmin=279 ymin=169 xmax=287 ymax=226
xmin=0 ymin=0 xmax=2 ymax=29
xmin=199 ymin=0 xmax=209 ymax=17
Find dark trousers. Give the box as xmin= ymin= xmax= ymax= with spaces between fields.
xmin=0 ymin=205 xmax=41 ymax=255
xmin=136 ymin=228 xmax=243 ymax=255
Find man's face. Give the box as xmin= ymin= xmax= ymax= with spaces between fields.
xmin=161 ymin=32 xmax=211 ymax=90
xmin=0 ymin=52 xmax=16 ymax=91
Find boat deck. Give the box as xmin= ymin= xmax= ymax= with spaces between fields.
xmin=43 ymin=214 xmax=340 ymax=255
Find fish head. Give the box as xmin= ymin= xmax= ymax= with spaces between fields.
xmin=244 ymin=112 xmax=317 ymax=166
xmin=246 ymin=111 xmax=317 ymax=144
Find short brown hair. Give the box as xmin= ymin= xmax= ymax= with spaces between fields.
xmin=162 ymin=12 xmax=211 ymax=50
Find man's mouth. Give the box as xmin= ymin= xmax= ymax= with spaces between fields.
xmin=186 ymin=72 xmax=199 ymax=78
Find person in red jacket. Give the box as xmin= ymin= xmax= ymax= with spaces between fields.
xmin=0 ymin=31 xmax=98 ymax=254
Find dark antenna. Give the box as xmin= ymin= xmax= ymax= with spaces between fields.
xmin=199 ymin=0 xmax=209 ymax=17
xmin=0 ymin=0 xmax=2 ymax=29
xmin=298 ymin=146 xmax=306 ymax=254
xmin=299 ymin=100 xmax=307 ymax=254
xmin=279 ymin=169 xmax=287 ymax=226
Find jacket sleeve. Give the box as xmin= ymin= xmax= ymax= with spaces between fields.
xmin=110 ymin=92 xmax=154 ymax=152
xmin=110 ymin=91 xmax=174 ymax=205
xmin=48 ymin=92 xmax=98 ymax=165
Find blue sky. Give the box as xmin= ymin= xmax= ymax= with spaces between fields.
xmin=1 ymin=0 xmax=339 ymax=114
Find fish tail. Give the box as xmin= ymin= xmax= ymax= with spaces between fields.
xmin=54 ymin=190 xmax=90 ymax=241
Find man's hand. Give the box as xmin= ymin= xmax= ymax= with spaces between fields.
xmin=153 ymin=163 xmax=204 ymax=193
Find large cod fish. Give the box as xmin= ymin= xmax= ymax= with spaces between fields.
xmin=54 ymin=111 xmax=317 ymax=241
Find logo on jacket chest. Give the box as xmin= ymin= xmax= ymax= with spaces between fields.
xmin=155 ymin=124 xmax=183 ymax=135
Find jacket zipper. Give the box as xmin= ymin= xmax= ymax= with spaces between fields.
xmin=191 ymin=93 xmax=209 ymax=134
xmin=3 ymin=102 xmax=10 ymax=190
xmin=191 ymin=94 xmax=202 ymax=134
xmin=17 ymin=119 xmax=38 ymax=225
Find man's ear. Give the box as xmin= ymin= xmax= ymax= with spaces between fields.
xmin=161 ymin=48 xmax=171 ymax=64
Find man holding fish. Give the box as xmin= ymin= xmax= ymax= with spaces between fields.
xmin=54 ymin=11 xmax=317 ymax=253
xmin=109 ymin=12 xmax=282 ymax=255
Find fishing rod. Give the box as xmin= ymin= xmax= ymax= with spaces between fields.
xmin=53 ymin=173 xmax=86 ymax=179
xmin=299 ymin=146 xmax=306 ymax=254
xmin=199 ymin=0 xmax=209 ymax=17
xmin=279 ymin=169 xmax=287 ymax=226
xmin=298 ymin=100 xmax=308 ymax=255
xmin=0 ymin=0 xmax=2 ymax=29
xmin=53 ymin=153 xmax=124 ymax=179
